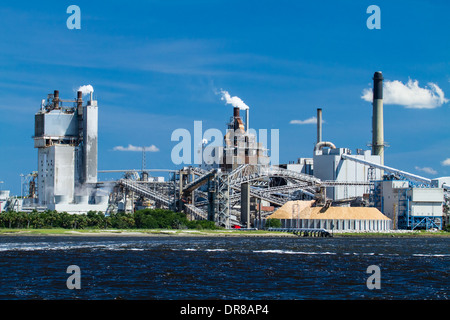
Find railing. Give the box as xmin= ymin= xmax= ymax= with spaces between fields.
xmin=118 ymin=179 xmax=171 ymax=208
xmin=184 ymin=204 xmax=208 ymax=220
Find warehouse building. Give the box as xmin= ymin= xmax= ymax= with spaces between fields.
xmin=256 ymin=200 xmax=392 ymax=232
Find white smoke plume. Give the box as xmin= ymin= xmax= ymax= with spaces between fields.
xmin=113 ymin=144 xmax=159 ymax=152
xmin=362 ymin=79 xmax=448 ymax=109
xmin=220 ymin=89 xmax=249 ymax=110
xmin=77 ymin=85 xmax=94 ymax=96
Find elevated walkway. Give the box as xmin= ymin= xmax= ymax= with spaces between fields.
xmin=118 ymin=179 xmax=171 ymax=208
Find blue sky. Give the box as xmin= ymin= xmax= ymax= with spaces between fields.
xmin=0 ymin=0 xmax=449 ymax=195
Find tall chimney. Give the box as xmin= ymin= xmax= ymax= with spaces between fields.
xmin=233 ymin=107 xmax=240 ymax=118
xmin=372 ymin=71 xmax=384 ymax=166
xmin=246 ymin=109 xmax=249 ymax=133
xmin=53 ymin=90 xmax=60 ymax=109
xmin=77 ymin=91 xmax=83 ymax=107
xmin=317 ymin=108 xmax=322 ymax=143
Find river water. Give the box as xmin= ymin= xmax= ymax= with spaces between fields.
xmin=0 ymin=235 xmax=448 ymax=300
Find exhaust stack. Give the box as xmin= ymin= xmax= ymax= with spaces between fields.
xmin=77 ymin=91 xmax=83 ymax=108
xmin=317 ymin=108 xmax=322 ymax=143
xmin=246 ymin=109 xmax=249 ymax=133
xmin=372 ymin=71 xmax=384 ymax=166
xmin=52 ymin=90 xmax=60 ymax=109
xmin=233 ymin=107 xmax=240 ymax=119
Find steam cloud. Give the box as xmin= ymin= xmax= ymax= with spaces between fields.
xmin=77 ymin=85 xmax=94 ymax=96
xmin=220 ymin=89 xmax=249 ymax=110
xmin=113 ymin=144 xmax=159 ymax=152
xmin=362 ymin=79 xmax=448 ymax=109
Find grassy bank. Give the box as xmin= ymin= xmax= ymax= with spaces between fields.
xmin=0 ymin=228 xmax=295 ymax=237
xmin=1 ymin=228 xmax=449 ymax=237
xmin=332 ymin=231 xmax=450 ymax=238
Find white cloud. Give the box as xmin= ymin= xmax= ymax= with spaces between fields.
xmin=362 ymin=79 xmax=448 ymax=109
xmin=290 ymin=116 xmax=324 ymax=125
xmin=414 ymin=166 xmax=437 ymax=175
xmin=77 ymin=84 xmax=94 ymax=96
xmin=219 ymin=89 xmax=249 ymax=110
xmin=113 ymin=144 xmax=159 ymax=152
xmin=441 ymin=158 xmax=450 ymax=166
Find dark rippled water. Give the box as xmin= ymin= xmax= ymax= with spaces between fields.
xmin=0 ymin=235 xmax=448 ymax=300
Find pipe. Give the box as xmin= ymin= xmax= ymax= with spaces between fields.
xmin=317 ymin=108 xmax=322 ymax=143
xmin=372 ymin=71 xmax=384 ymax=166
xmin=246 ymin=109 xmax=249 ymax=133
xmin=314 ymin=141 xmax=336 ymax=153
xmin=341 ymin=153 xmax=431 ymax=185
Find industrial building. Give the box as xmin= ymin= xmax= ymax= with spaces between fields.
xmin=0 ymin=71 xmax=448 ymax=231
xmin=0 ymin=190 xmax=10 ymax=213
xmin=221 ymin=107 xmax=269 ymax=172
xmin=374 ymin=179 xmax=446 ymax=230
xmin=258 ymin=200 xmax=392 ymax=232
xmin=29 ymin=89 xmax=108 ymax=214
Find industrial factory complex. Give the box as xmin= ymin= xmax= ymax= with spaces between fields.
xmin=1 ymin=72 xmax=449 ymax=232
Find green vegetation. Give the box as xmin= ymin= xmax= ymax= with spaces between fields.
xmin=0 ymin=209 xmax=220 ymax=230
xmin=264 ymin=218 xmax=281 ymax=228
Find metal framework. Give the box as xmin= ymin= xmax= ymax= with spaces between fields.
xmin=112 ymin=162 xmax=383 ymax=228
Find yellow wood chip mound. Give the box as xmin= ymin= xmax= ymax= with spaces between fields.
xmin=268 ymin=200 xmax=315 ymax=219
xmin=268 ymin=200 xmax=390 ymax=220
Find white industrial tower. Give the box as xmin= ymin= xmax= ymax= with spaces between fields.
xmin=33 ymin=90 xmax=107 ymax=213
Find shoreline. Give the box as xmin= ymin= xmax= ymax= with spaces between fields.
xmin=0 ymin=228 xmax=449 ymax=238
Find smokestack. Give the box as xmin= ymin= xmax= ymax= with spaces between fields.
xmin=77 ymin=91 xmax=83 ymax=106
xmin=372 ymin=71 xmax=384 ymax=166
xmin=246 ymin=109 xmax=249 ymax=133
xmin=53 ymin=90 xmax=59 ymax=109
xmin=233 ymin=107 xmax=240 ymax=118
xmin=77 ymin=91 xmax=83 ymax=121
xmin=317 ymin=108 xmax=322 ymax=143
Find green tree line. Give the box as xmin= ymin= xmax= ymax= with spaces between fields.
xmin=0 ymin=209 xmax=219 ymax=230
